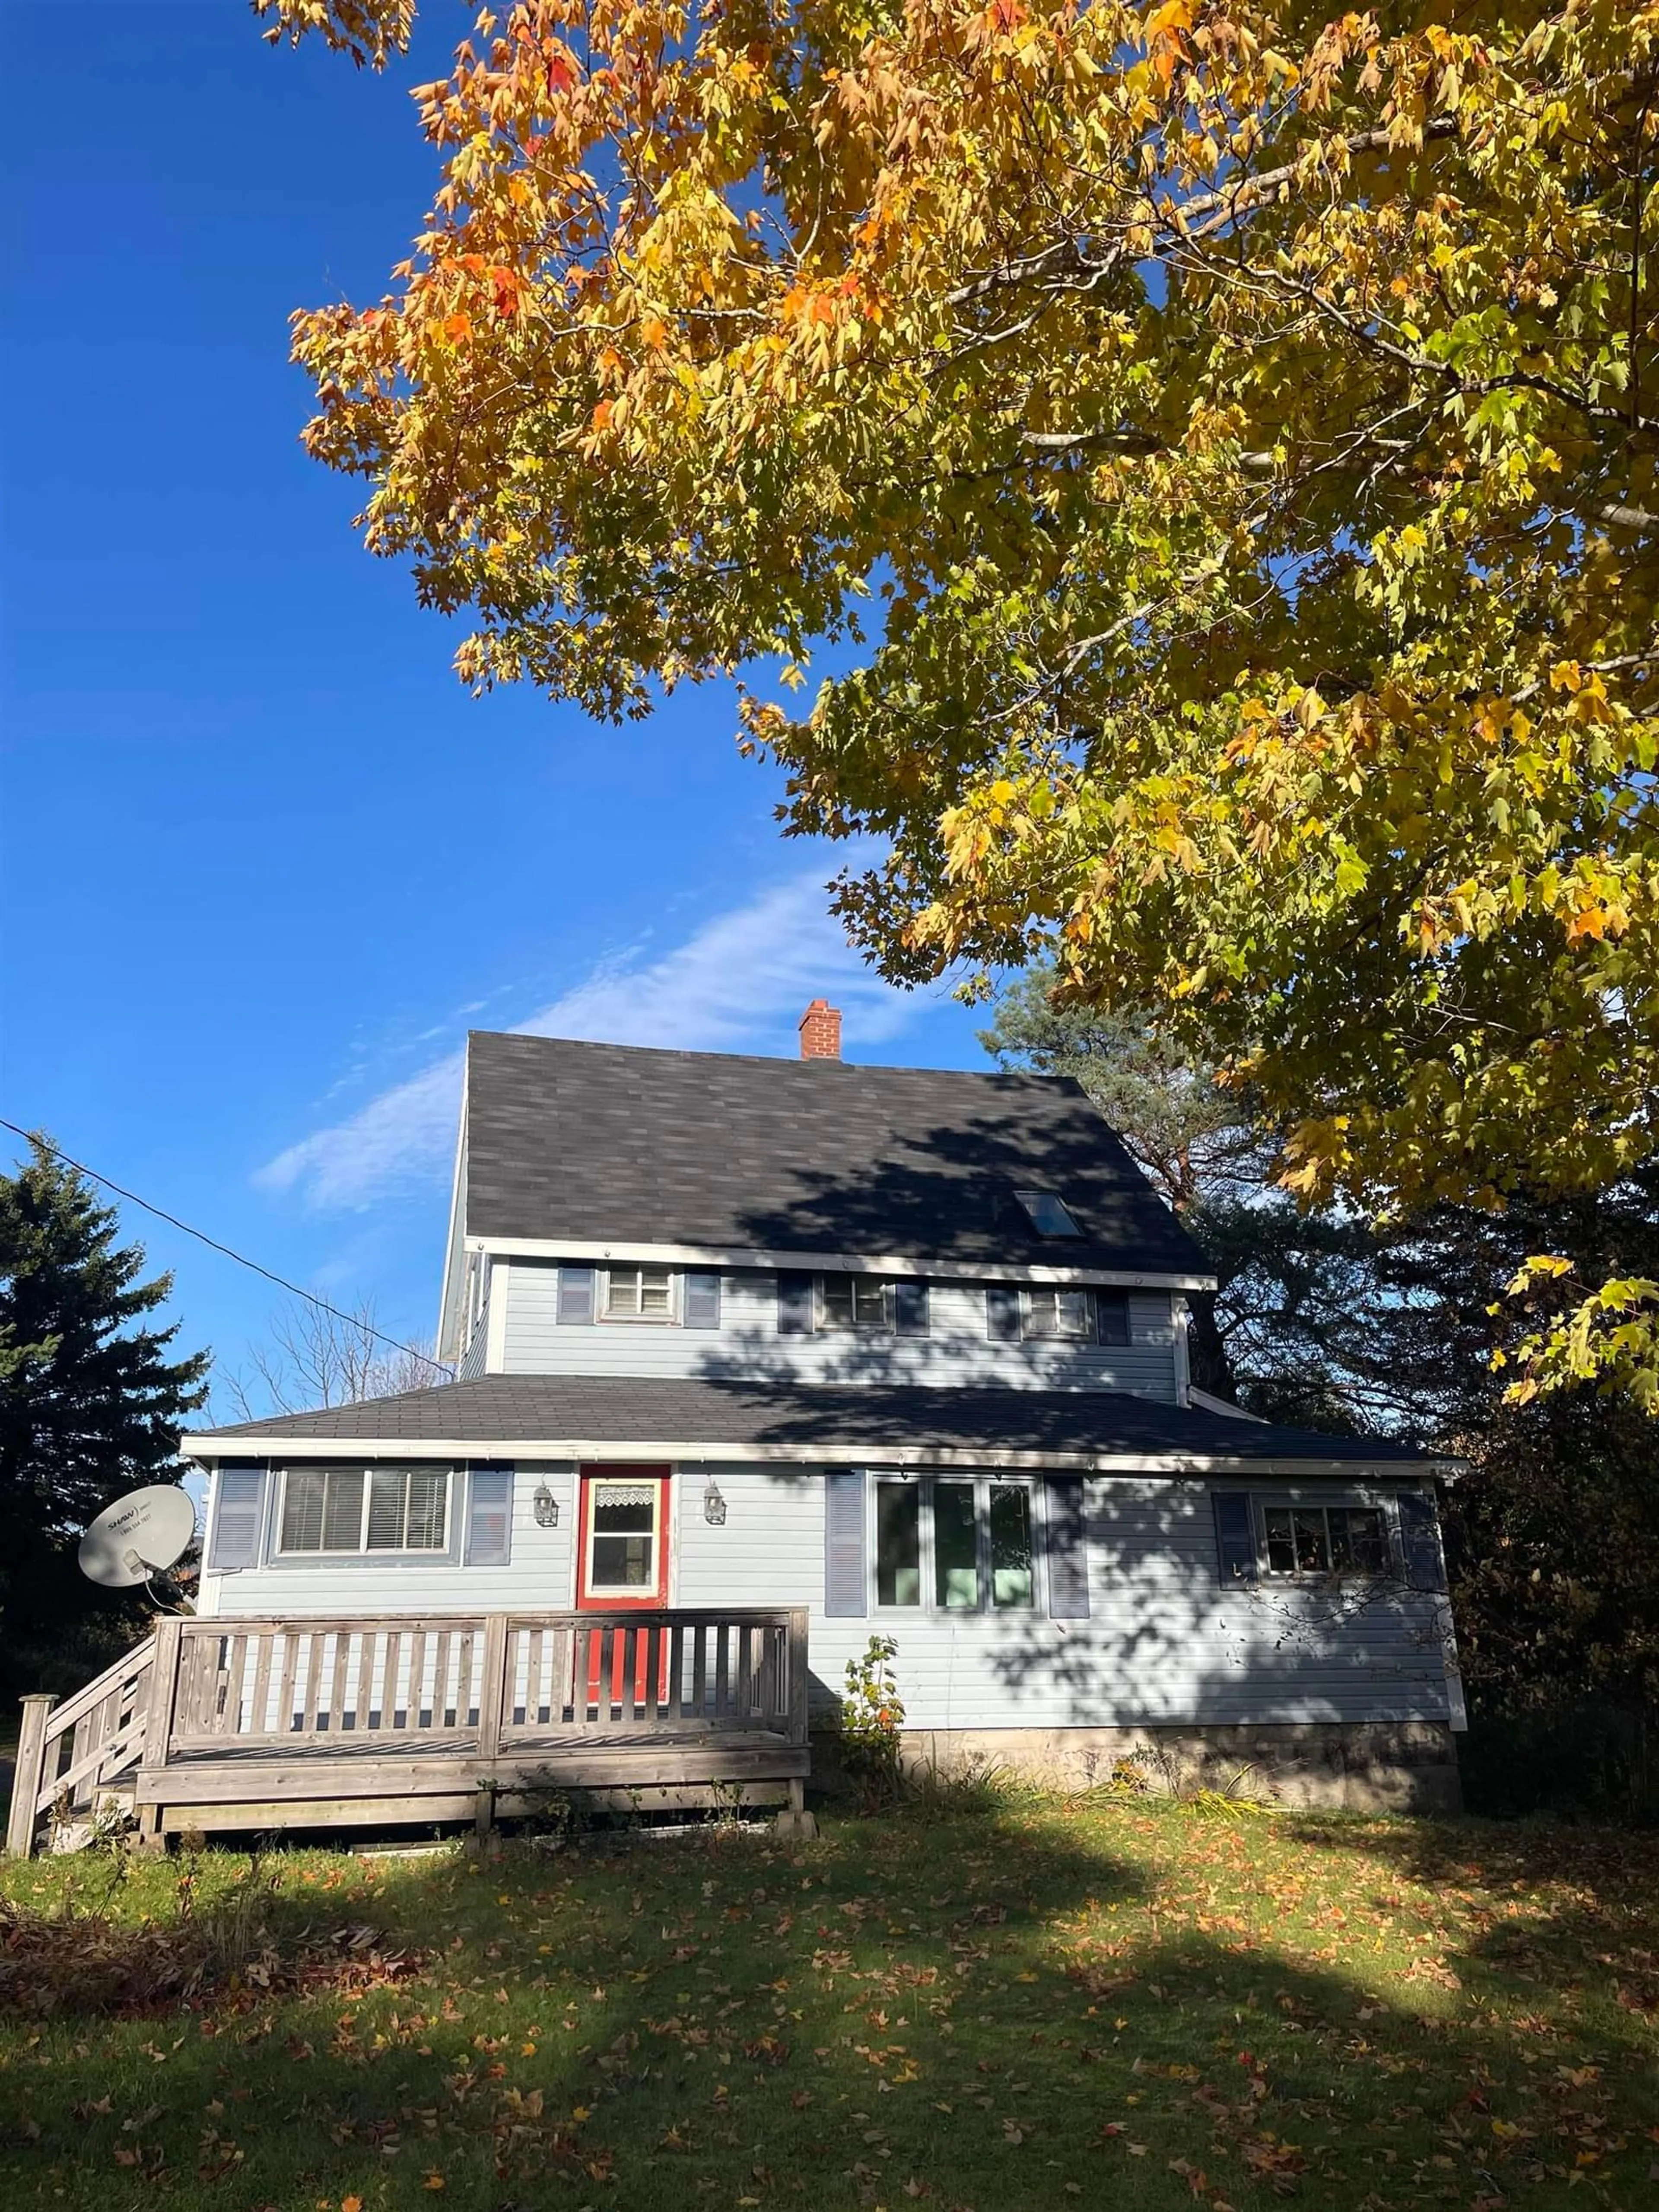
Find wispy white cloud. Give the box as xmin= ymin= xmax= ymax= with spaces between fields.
xmin=254 ymin=868 xmax=924 ymax=1213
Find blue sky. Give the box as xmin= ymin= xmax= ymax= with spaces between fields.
xmin=0 ymin=2 xmax=990 ymax=1411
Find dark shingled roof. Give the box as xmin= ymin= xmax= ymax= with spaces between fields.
xmin=462 ymin=1031 xmax=1211 ymax=1279
xmin=188 ymin=1375 xmax=1433 ymax=1467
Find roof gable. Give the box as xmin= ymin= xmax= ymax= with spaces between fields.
xmin=461 ymin=1031 xmax=1208 ymax=1279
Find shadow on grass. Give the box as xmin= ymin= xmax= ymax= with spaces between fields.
xmin=1 ymin=1804 xmax=1656 ymax=2210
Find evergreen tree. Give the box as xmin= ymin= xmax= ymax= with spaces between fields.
xmin=0 ymin=1136 xmax=210 ymax=1700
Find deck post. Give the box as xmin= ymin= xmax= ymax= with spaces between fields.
xmin=787 ymin=1608 xmax=810 ymax=1747
xmin=134 ymin=1616 xmax=184 ymax=1850
xmin=477 ymin=1614 xmax=509 ymax=1766
xmin=5 ymin=1695 xmax=58 ymax=1858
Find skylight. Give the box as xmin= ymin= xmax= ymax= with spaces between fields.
xmin=1017 ymin=1189 xmax=1082 ymax=1237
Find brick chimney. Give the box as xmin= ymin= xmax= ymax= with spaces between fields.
xmin=798 ymin=999 xmax=842 ymax=1060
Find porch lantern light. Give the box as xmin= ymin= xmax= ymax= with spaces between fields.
xmin=703 ymin=1478 xmax=727 ymax=1527
xmin=532 ymin=1482 xmax=559 ymax=1529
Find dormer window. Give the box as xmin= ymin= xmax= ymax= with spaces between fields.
xmin=1017 ymin=1190 xmax=1082 ymax=1237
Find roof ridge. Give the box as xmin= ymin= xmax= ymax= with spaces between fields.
xmin=466 ymin=1028 xmax=1085 ymax=1091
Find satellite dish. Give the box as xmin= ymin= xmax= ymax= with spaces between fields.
xmin=78 ymin=1486 xmax=197 ymax=1589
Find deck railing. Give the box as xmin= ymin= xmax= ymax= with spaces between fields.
xmin=7 ymin=1609 xmax=809 ymax=1855
xmin=4 ymin=1635 xmax=157 ymax=1856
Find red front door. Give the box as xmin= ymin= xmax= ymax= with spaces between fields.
xmin=576 ymin=1468 xmax=671 ymax=1706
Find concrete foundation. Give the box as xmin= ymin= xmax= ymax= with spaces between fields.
xmin=860 ymin=1722 xmax=1462 ymax=1815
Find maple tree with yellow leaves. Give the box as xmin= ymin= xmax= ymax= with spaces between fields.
xmin=260 ymin=0 xmax=1658 ymax=1403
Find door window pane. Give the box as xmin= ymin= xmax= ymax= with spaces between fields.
xmin=989 ymin=1485 xmax=1034 ymax=1608
xmin=589 ymin=1481 xmax=657 ymax=1588
xmin=934 ymin=1480 xmax=979 ymax=1609
xmin=876 ymin=1480 xmax=921 ymax=1606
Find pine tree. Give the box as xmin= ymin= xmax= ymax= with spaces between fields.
xmin=0 ymin=1136 xmax=210 ymax=1699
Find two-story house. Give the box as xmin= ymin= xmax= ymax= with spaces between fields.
xmin=6 ymin=1007 xmax=1464 ymax=1856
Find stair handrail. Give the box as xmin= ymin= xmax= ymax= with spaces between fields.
xmin=5 ymin=1633 xmax=157 ymax=1857
xmin=34 ymin=1633 xmax=156 ymax=1740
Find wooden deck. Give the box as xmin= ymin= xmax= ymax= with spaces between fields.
xmin=6 ymin=1608 xmax=811 ymax=1854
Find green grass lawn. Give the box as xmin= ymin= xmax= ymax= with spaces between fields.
xmin=2 ymin=1798 xmax=1655 ymax=2211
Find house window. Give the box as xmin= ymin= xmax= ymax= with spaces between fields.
xmin=586 ymin=1479 xmax=661 ymax=1592
xmin=1261 ymin=1502 xmax=1388 ymax=1578
xmin=874 ymin=1475 xmax=1036 ymax=1612
xmin=1023 ymin=1286 xmax=1095 ymax=1340
xmin=1017 ymin=1189 xmax=1082 ymax=1236
xmin=602 ymin=1266 xmax=676 ymax=1321
xmin=875 ymin=1479 xmax=921 ymax=1605
xmin=821 ymin=1275 xmax=891 ymax=1330
xmin=279 ymin=1466 xmax=449 ymax=1555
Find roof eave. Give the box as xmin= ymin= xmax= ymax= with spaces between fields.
xmin=463 ymin=1234 xmax=1217 ymax=1292
xmin=182 ymin=1429 xmax=1447 ymax=1477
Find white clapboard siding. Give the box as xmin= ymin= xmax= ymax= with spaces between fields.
xmin=195 ymin=1465 xmax=577 ymax=1620
xmin=198 ymin=1462 xmax=1452 ymax=1729
xmin=457 ymin=1303 xmax=491 ymax=1381
xmin=498 ymin=1264 xmax=1181 ymax=1400
xmin=672 ymin=1467 xmax=1454 ymax=1729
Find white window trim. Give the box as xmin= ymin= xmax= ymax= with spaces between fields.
xmin=274 ymin=1464 xmax=454 ymax=1559
xmin=1252 ymin=1492 xmax=1399 ymax=1583
xmin=598 ymin=1265 xmax=681 ymax=1325
xmin=583 ymin=1474 xmax=666 ymax=1597
xmin=868 ymin=1470 xmax=1044 ymax=1617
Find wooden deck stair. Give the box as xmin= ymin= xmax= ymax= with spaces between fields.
xmin=6 ymin=1609 xmax=810 ymax=1856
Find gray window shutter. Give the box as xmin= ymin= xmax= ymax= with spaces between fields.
xmin=985 ymin=1285 xmax=1021 ymax=1341
xmin=209 ymin=1464 xmax=266 ymax=1570
xmin=1095 ymin=1290 xmax=1131 ymax=1346
xmin=778 ymin=1271 xmax=815 ymax=1335
xmin=824 ymin=1470 xmax=867 ymax=1615
xmin=466 ymin=1466 xmax=513 ymax=1566
xmin=1397 ymin=1491 xmax=1446 ymax=1591
xmin=893 ymin=1280 xmax=930 ymax=1337
xmin=684 ymin=1270 xmax=721 ymax=1328
xmin=1044 ymin=1476 xmax=1090 ymax=1618
xmin=557 ymin=1266 xmax=595 ymax=1324
xmin=1212 ymin=1490 xmax=1259 ymax=1585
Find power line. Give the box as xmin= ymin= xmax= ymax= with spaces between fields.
xmin=0 ymin=1117 xmax=454 ymax=1380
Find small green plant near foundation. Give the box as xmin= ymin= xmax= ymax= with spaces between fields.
xmin=906 ymin=1747 xmax=1021 ymax=1820
xmin=835 ymin=1633 xmax=905 ymax=1810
